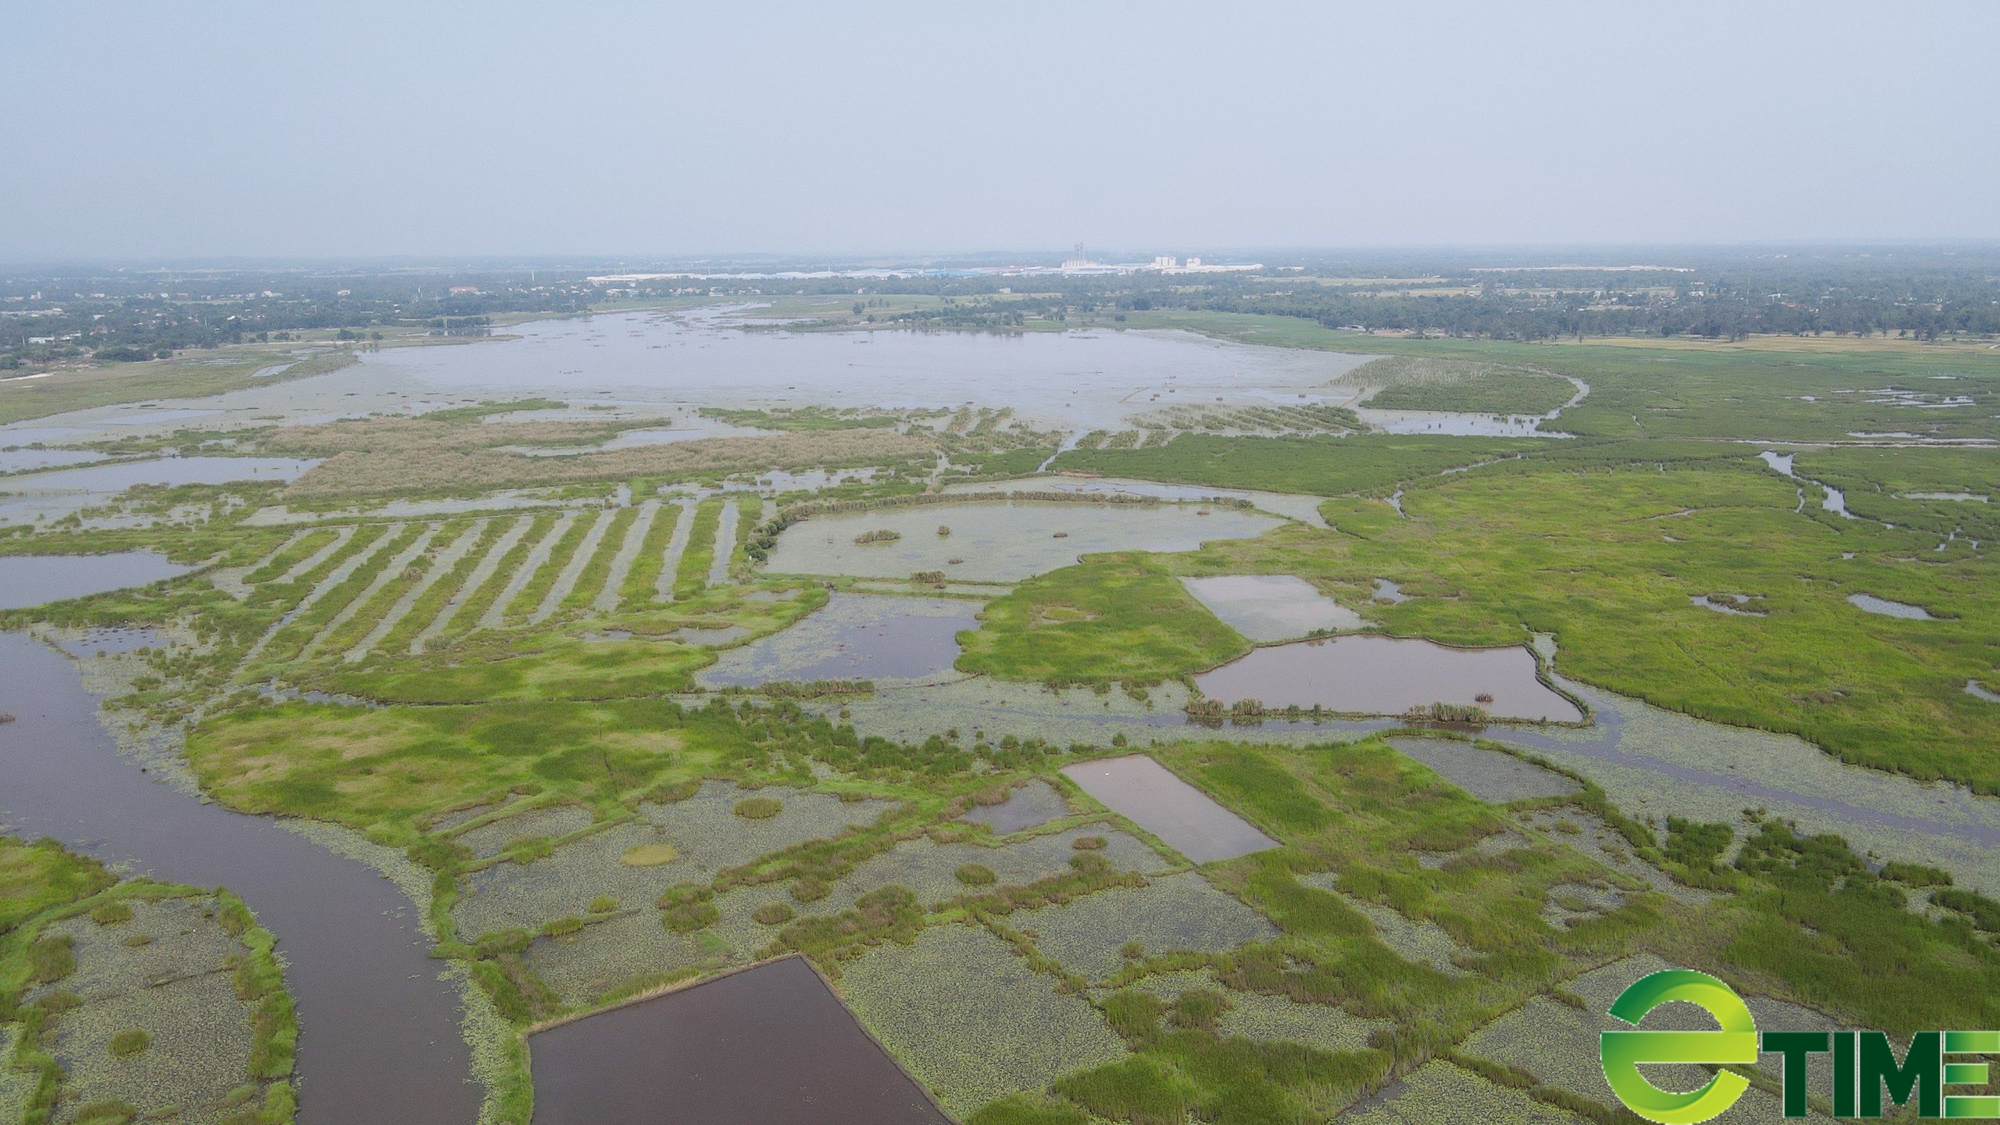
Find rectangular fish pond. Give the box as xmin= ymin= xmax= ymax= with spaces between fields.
xmin=528 ymin=956 xmax=947 ymax=1125
xmin=1061 ymin=754 xmax=1278 ymax=864
xmin=1178 ymin=574 xmax=1364 ymax=641
xmin=762 ymin=499 xmax=1279 ymax=582
xmin=695 ymin=591 xmax=978 ymax=688
xmin=1194 ymin=634 xmax=1583 ymax=723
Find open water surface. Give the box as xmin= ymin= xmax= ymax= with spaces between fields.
xmin=1194 ymin=635 xmax=1582 ymax=723
xmin=360 ymin=311 xmax=1378 ymax=432
xmin=528 ymin=956 xmax=946 ymax=1125
xmin=696 ymin=592 xmax=978 ymax=687
xmin=0 ymin=633 xmax=478 ymax=1125
xmin=0 ymin=552 xmax=192 ymax=609
xmin=1061 ymin=755 xmax=1277 ymax=864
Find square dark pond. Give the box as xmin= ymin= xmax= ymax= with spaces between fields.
xmin=529 ymin=956 xmax=947 ymax=1125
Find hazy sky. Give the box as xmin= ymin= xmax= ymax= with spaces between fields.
xmin=4 ymin=1 xmax=1996 ymax=261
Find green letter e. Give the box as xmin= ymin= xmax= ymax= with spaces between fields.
xmin=1600 ymin=970 xmax=1757 ymax=1125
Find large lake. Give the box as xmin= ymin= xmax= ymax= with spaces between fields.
xmin=360 ymin=311 xmax=1378 ymax=431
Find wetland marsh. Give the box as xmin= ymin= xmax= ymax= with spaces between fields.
xmin=5 ymin=294 xmax=1999 ymax=1125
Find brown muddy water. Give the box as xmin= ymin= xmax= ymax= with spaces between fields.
xmin=1194 ymin=634 xmax=1583 ymax=723
xmin=528 ymin=956 xmax=946 ymax=1125
xmin=0 ymin=633 xmax=478 ymax=1124
xmin=1061 ymin=755 xmax=1278 ymax=864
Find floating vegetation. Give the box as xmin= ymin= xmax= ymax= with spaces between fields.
xmin=842 ymin=827 xmax=1168 ymax=909
xmin=733 ymin=796 xmax=784 ymax=820
xmin=856 ymin=528 xmax=903 ymax=545
xmin=765 ymin=499 xmax=1278 ymax=582
xmin=1022 ymin=871 xmax=1276 ymax=982
xmin=1113 ymin=968 xmax=1388 ymax=1053
xmin=841 ymin=924 xmax=1128 ymax=1118
xmin=454 ymin=804 xmax=596 ymax=860
xmin=453 ymin=783 xmax=894 ymax=940
xmin=1298 ymin=874 xmax=1472 ymax=976
xmin=9 ymin=892 xmax=293 ymax=1125
xmin=1461 ymin=954 xmax=1840 ymax=1123
xmin=620 ymin=843 xmax=678 ymax=867
xmin=1341 ymin=1059 xmax=1584 ymax=1125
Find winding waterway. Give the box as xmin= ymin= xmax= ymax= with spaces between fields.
xmin=0 ymin=632 xmax=477 ymax=1124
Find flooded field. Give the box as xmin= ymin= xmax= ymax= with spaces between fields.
xmin=1022 ymin=869 xmax=1277 ymax=980
xmin=28 ymin=896 xmax=272 ymax=1123
xmin=0 ymin=446 xmax=109 ymax=473
xmin=1349 ymin=406 xmax=1573 ymax=437
xmin=948 ymin=475 xmax=1331 ymax=527
xmin=828 ymin=676 xmax=1395 ymax=750
xmin=1061 ymin=755 xmax=1278 ymax=863
xmin=1458 ymin=953 xmax=1834 ymax=1125
xmin=1194 ymin=635 xmax=1583 ymax=723
xmin=696 ymin=592 xmax=979 ymax=687
xmin=528 ymin=956 xmax=947 ymax=1125
xmin=0 ymin=634 xmax=477 ymax=1125
xmin=361 ymin=311 xmax=1379 ymax=432
xmin=1179 ymin=574 xmax=1364 ymax=641
xmin=1495 ymin=659 xmax=2000 ymax=893
xmin=764 ymin=499 xmax=1279 ymax=582
xmin=961 ymin=778 xmax=1071 ymax=833
xmin=0 ymin=551 xmax=193 ymax=609
xmin=0 ymin=456 xmax=317 ymax=525
xmin=1383 ymin=736 xmax=1579 ymax=803
xmin=842 ymin=925 xmax=1127 ymax=1117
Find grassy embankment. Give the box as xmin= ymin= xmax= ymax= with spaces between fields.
xmin=0 ymin=351 xmax=356 ymax=427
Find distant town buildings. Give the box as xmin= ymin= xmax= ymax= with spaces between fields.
xmin=587 ymin=252 xmax=1261 ymax=286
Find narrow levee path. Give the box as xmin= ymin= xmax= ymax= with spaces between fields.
xmin=594 ymin=500 xmax=659 ymax=613
xmin=299 ymin=523 xmax=440 ymax=661
xmin=532 ymin=508 xmax=615 ymax=624
xmin=655 ymin=498 xmax=695 ymax=601
xmin=414 ymin=515 xmax=531 ymax=653
xmin=477 ymin=511 xmax=575 ymax=631
xmin=706 ymin=499 xmax=739 ymax=587
xmin=345 ymin=520 xmax=487 ymax=663
xmin=0 ymin=633 xmax=480 ymax=1125
xmin=274 ymin=525 xmax=354 ymax=584
xmin=242 ymin=524 xmax=399 ymax=664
